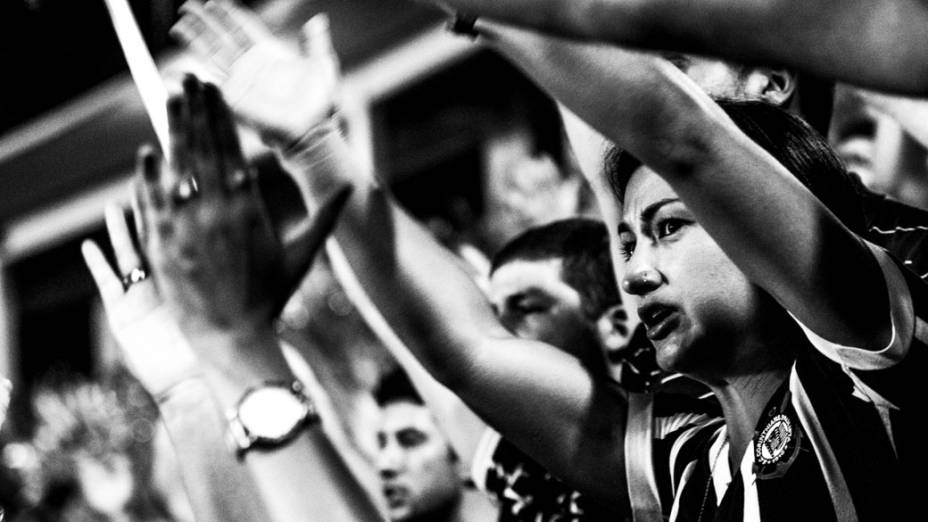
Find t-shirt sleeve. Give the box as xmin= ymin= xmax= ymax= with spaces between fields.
xmin=791 ymin=242 xmax=928 ymax=409
xmin=470 ymin=428 xmax=614 ymax=521
xmin=793 ymin=242 xmax=913 ymax=369
xmin=470 ymin=428 xmax=502 ymax=493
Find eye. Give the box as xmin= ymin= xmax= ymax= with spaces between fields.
xmin=505 ymin=294 xmax=549 ymax=317
xmin=397 ymin=429 xmax=427 ymax=448
xmin=655 ymin=218 xmax=685 ymax=239
xmin=618 ymin=232 xmax=636 ymax=261
xmin=514 ymin=299 xmax=547 ymax=315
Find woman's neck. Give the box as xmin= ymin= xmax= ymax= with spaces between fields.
xmin=709 ymin=366 xmax=789 ymax=469
xmin=702 ymin=309 xmax=802 ymax=466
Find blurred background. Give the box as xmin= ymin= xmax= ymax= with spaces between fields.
xmin=0 ymin=0 xmax=593 ymax=517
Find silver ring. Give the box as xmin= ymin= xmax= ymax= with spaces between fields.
xmin=121 ymin=267 xmax=149 ymax=290
xmin=172 ymin=177 xmax=199 ymax=205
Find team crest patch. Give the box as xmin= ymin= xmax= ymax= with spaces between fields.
xmin=753 ymin=413 xmax=801 ymax=479
xmin=756 ymin=414 xmax=792 ymax=464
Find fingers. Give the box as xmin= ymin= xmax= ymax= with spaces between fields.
xmin=300 ymin=14 xmax=335 ymax=62
xmin=176 ymin=1 xmax=244 ymax=72
xmin=205 ymin=0 xmax=256 ymax=50
xmin=184 ymin=75 xmax=223 ymax=197
xmin=134 ymin=145 xmax=161 ymax=242
xmin=105 ymin=204 xmax=145 ymax=279
xmin=175 ymin=75 xmax=247 ymax=197
xmin=173 ymin=4 xmax=229 ymax=72
xmin=131 ymin=180 xmax=149 ymax=250
xmin=166 ymin=93 xmax=193 ymax=202
xmin=301 ymin=13 xmax=341 ymax=98
xmin=81 ymin=240 xmax=123 ymax=305
xmin=203 ymin=82 xmax=249 ymax=192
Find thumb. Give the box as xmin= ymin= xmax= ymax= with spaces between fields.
xmin=298 ymin=13 xmax=342 ymax=113
xmin=299 ymin=13 xmax=337 ymax=66
xmin=274 ymin=184 xmax=353 ymax=316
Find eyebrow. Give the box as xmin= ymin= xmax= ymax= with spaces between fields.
xmin=618 ymin=198 xmax=681 ymax=236
xmin=641 ymin=198 xmax=681 ymax=225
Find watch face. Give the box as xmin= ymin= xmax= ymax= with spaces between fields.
xmin=239 ymin=386 xmax=309 ymax=440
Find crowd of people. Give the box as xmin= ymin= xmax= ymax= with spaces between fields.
xmin=3 ymin=0 xmax=928 ymax=520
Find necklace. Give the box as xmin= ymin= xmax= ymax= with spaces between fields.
xmin=696 ymin=433 xmax=728 ymax=522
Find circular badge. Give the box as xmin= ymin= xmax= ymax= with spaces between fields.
xmin=755 ymin=414 xmax=793 ymax=465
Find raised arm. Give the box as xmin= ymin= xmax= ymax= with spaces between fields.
xmin=474 ymin=21 xmax=892 ymax=351
xmin=172 ymin=0 xmax=630 ymax=508
xmin=89 ymin=74 xmax=384 ymax=522
xmin=427 ymin=0 xmax=928 ymax=95
xmin=83 ymin=203 xmax=270 ymax=522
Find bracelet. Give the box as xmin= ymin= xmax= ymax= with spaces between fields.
xmin=282 ymin=110 xmax=343 ymax=154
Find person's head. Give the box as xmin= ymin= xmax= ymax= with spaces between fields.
xmin=565 ymin=55 xmax=836 ymax=251
xmin=661 ymin=54 xmax=834 ymax=136
xmin=374 ymin=370 xmax=462 ymax=522
xmin=488 ymin=218 xmax=628 ymax=360
xmin=605 ymin=100 xmax=862 ymax=378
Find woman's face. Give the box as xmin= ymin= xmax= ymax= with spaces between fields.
xmin=614 ymin=167 xmax=768 ymax=377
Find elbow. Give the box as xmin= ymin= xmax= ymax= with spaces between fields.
xmin=426 ymin=332 xmax=504 ymax=398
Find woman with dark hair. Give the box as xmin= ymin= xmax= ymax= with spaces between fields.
xmin=607 ymin=100 xmax=911 ymax=521
xmin=474 ymin=25 xmax=924 ymax=519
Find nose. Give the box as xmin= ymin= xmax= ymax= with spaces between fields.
xmin=377 ymin=440 xmax=404 ymax=479
xmin=622 ymin=262 xmax=662 ymax=296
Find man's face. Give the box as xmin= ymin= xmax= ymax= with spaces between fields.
xmin=662 ymin=54 xmax=765 ymax=100
xmin=489 ymin=258 xmax=601 ymax=359
xmin=376 ymin=401 xmax=461 ymax=522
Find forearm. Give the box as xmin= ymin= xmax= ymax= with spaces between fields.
xmin=159 ymin=379 xmax=273 ymax=522
xmin=479 ymin=21 xmax=721 ymax=179
xmin=190 ymin=328 xmax=384 ymax=522
xmin=328 ymin=262 xmax=490 ymax=464
xmin=485 ymin=22 xmax=889 ymax=346
xmin=620 ymin=0 xmax=928 ymax=95
xmin=440 ymin=0 xmax=928 ymax=94
xmin=278 ymin=126 xmax=629 ymax=505
xmin=278 ymin=123 xmax=507 ymax=388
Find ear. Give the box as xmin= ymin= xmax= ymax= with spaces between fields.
xmin=743 ymin=67 xmax=797 ymax=107
xmin=596 ymin=303 xmax=631 ymax=352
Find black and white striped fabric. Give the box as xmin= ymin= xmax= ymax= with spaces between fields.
xmin=651 ymin=243 xmax=925 ymax=521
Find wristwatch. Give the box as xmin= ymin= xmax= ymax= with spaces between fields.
xmin=227 ymin=380 xmax=319 ymax=459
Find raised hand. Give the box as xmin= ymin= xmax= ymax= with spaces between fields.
xmin=81 ymin=180 xmax=199 ymax=397
xmin=171 ymin=0 xmax=340 ymax=145
xmin=133 ymin=75 xmax=348 ymax=356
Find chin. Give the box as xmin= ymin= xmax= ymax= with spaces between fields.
xmin=654 ymin=333 xmax=707 ymax=377
xmin=654 ymin=337 xmax=687 ymax=373
xmin=388 ymin=504 xmax=413 ymax=521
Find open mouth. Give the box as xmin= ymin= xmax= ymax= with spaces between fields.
xmin=638 ymin=303 xmax=679 ymax=341
xmin=382 ymin=484 xmax=408 ymax=508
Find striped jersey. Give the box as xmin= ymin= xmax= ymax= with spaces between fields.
xmin=653 ymin=243 xmax=925 ymax=521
